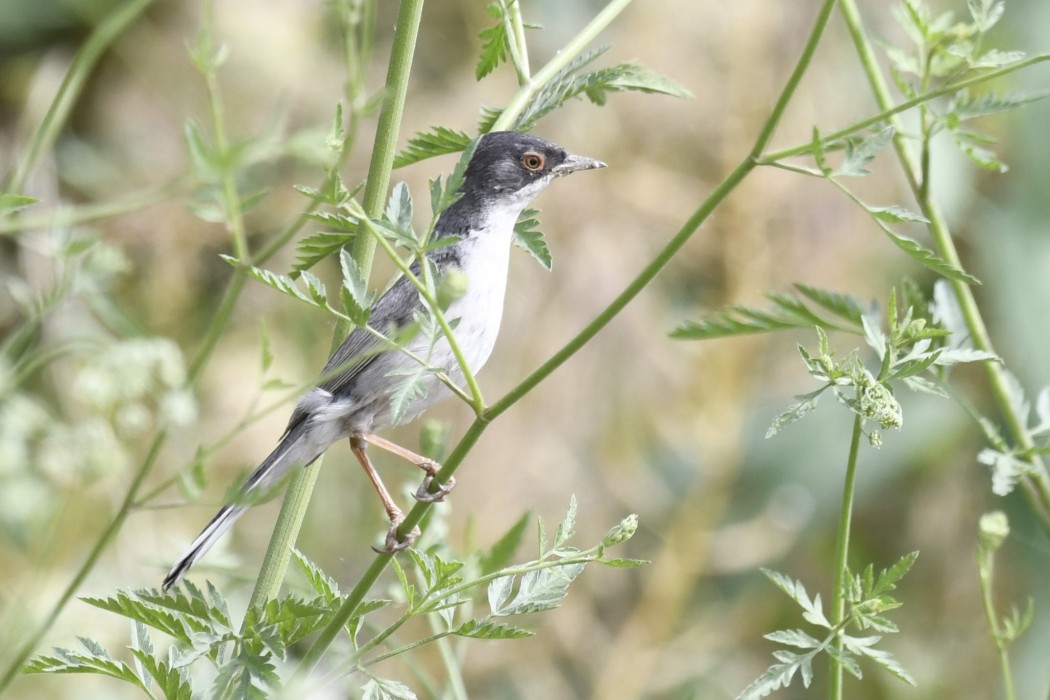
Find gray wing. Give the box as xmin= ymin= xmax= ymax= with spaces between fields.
xmin=315 ymin=273 xmax=424 ymax=396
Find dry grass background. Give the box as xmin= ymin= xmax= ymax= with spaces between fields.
xmin=2 ymin=0 xmax=1050 ymax=698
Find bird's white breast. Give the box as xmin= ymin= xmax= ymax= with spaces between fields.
xmin=443 ymin=206 xmax=518 ymax=373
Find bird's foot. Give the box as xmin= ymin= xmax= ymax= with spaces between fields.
xmin=414 ymin=474 xmax=456 ymax=503
xmin=372 ymin=515 xmax=420 ymax=554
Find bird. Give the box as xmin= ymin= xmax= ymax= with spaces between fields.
xmin=162 ymin=131 xmax=606 ymax=590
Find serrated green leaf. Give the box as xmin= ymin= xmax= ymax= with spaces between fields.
xmin=394 ymin=126 xmax=472 ymax=169
xmin=454 ymin=619 xmax=532 ymax=640
xmin=977 ymin=448 xmax=1030 ymax=496
xmin=512 ymin=208 xmax=553 ymax=270
xmin=762 ymin=569 xmax=830 ymax=628
xmin=881 ymin=229 xmax=980 ymax=284
xmin=842 ymin=635 xmax=916 ymax=685
xmin=901 ymin=375 xmax=950 ymax=397
xmin=871 ymin=551 xmax=919 ymax=596
xmin=766 ymin=390 xmax=825 ymax=438
xmin=765 ymin=629 xmax=821 ymax=649
xmin=339 ymin=248 xmax=374 ymax=325
xmin=598 ymin=557 xmax=650 ymax=568
xmin=476 ymin=3 xmax=509 ymax=80
xmin=491 ymin=563 xmax=586 ymax=616
xmin=794 ymin=284 xmax=866 ymax=326
xmin=386 ymin=354 xmax=432 ymax=427
xmin=955 ymin=137 xmax=1008 ymax=172
xmin=972 ymin=48 xmax=1025 ymax=69
xmin=949 ymin=89 xmax=1050 ymax=122
xmin=362 ymin=677 xmax=418 ymax=700
xmin=129 ymin=647 xmax=194 ymax=700
xmin=478 ymin=105 xmax=502 ymax=134
xmin=24 ymin=641 xmax=152 ymax=695
xmin=487 ymin=575 xmax=514 ymax=615
xmin=384 ymin=182 xmax=414 ymax=235
xmin=554 ymin=495 xmax=577 ymax=549
xmin=969 ymin=0 xmax=1005 ymax=31
xmin=82 ymin=593 xmax=196 ymax=645
xmin=835 ymin=127 xmax=894 ymax=177
xmin=291 ymin=547 xmax=341 ymax=602
xmin=735 ymin=650 xmax=812 ymax=700
xmin=515 ymin=50 xmax=691 ymax=130
xmin=933 ymin=347 xmax=999 ymax=365
xmin=866 ymin=205 xmax=930 ymax=224
xmin=811 ymin=127 xmax=829 ymax=175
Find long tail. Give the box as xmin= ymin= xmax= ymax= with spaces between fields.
xmin=162 ymin=418 xmax=320 ymax=590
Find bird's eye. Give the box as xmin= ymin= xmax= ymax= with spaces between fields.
xmin=521 ymin=151 xmax=545 ymax=172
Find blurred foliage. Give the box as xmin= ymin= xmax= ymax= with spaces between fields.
xmin=2 ymin=0 xmax=1050 ymax=698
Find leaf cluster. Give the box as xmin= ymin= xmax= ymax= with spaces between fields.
xmin=25 ymin=579 xmax=341 ymax=700
xmin=883 ymin=0 xmax=1047 ymax=172
xmin=977 ymin=377 xmax=1050 ymax=496
xmin=760 ymin=283 xmax=995 ymax=445
xmin=737 ymin=554 xmax=918 ymax=699
xmin=26 ymin=501 xmax=641 ymax=698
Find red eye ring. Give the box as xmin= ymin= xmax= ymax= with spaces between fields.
xmin=521 ymin=151 xmax=545 ymax=172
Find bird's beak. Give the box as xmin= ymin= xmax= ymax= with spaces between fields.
xmin=553 ymin=153 xmax=607 ymax=176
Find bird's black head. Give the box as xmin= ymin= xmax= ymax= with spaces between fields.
xmin=458 ymin=131 xmax=606 ymax=207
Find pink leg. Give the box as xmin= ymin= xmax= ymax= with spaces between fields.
xmin=361 ymin=432 xmax=456 ymax=503
xmin=350 ymin=435 xmax=419 ymax=552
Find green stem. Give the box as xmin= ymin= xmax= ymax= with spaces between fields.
xmin=502 ymin=0 xmax=531 ymax=83
xmin=296 ymin=0 xmax=839 ymax=675
xmin=491 ymin=0 xmax=635 ymax=132
xmin=362 ymin=629 xmax=455 ymax=669
xmin=351 ymin=0 xmax=423 ymax=271
xmin=977 ymin=557 xmax=1016 ymax=700
xmin=829 ymin=415 xmax=863 ymax=700
xmin=245 ymin=0 xmax=424 ymax=611
xmin=837 ymin=0 xmax=1050 ymax=523
xmin=0 ymin=176 xmax=192 ymax=235
xmin=758 ymin=54 xmax=1050 ymax=164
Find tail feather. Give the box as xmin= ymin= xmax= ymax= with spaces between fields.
xmin=162 ymin=418 xmax=322 ymax=590
xmin=162 ymin=504 xmax=247 ymax=590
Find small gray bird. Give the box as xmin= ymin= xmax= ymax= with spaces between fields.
xmin=163 ymin=131 xmax=605 ymax=590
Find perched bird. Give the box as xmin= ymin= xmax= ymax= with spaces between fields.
xmin=163 ymin=131 xmax=606 ymax=590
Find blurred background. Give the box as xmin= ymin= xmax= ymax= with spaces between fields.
xmin=2 ymin=0 xmax=1050 ymax=698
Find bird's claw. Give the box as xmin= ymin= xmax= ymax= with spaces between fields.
xmin=414 ymin=474 xmax=456 ymax=503
xmin=372 ymin=515 xmax=420 ymax=554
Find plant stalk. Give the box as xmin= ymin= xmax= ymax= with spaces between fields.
xmin=245 ymin=0 xmax=425 ymax=611
xmin=829 ymin=415 xmax=863 ymax=700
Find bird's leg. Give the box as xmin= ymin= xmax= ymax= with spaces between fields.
xmin=361 ymin=432 xmax=456 ymax=503
xmin=350 ymin=435 xmax=419 ymax=553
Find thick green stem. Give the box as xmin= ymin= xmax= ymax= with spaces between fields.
xmin=829 ymin=415 xmax=863 ymax=700
xmin=837 ymin=0 xmax=1050 ymax=522
xmin=245 ymin=0 xmax=424 ymax=611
